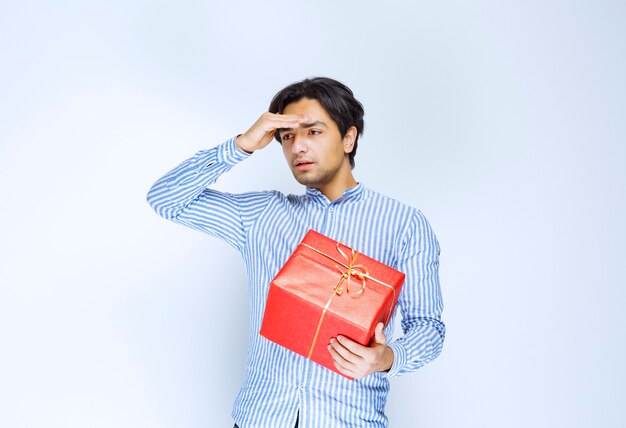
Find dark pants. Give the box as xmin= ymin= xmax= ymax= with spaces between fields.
xmin=234 ymin=411 xmax=299 ymax=427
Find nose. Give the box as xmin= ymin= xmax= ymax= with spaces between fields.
xmin=291 ymin=131 xmax=308 ymax=154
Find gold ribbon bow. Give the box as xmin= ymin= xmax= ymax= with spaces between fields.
xmin=331 ymin=242 xmax=369 ymax=296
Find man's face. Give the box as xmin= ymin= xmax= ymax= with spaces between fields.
xmin=279 ymin=97 xmax=353 ymax=189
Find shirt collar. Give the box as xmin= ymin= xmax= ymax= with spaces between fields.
xmin=305 ymin=182 xmax=365 ymax=205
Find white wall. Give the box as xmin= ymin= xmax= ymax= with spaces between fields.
xmin=1 ymin=1 xmax=624 ymax=427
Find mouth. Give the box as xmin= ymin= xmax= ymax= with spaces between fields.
xmin=295 ymin=160 xmax=314 ymax=170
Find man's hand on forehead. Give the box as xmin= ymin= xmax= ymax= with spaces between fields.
xmin=236 ymin=112 xmax=311 ymax=153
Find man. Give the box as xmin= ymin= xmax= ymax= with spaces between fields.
xmin=146 ymin=77 xmax=445 ymax=427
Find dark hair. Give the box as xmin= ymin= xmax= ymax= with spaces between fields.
xmin=268 ymin=76 xmax=365 ymax=169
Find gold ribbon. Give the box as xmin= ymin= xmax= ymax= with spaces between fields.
xmin=300 ymin=240 xmax=397 ymax=359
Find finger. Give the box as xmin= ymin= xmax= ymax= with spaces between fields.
xmin=328 ymin=342 xmax=357 ymax=368
xmin=263 ymin=123 xmax=300 ymax=136
xmin=334 ymin=362 xmax=356 ymax=377
xmin=336 ymin=335 xmax=369 ymax=357
xmin=275 ymin=113 xmax=311 ymax=120
xmin=333 ymin=360 xmax=357 ymax=378
xmin=269 ymin=113 xmax=311 ymax=123
xmin=265 ymin=118 xmax=305 ymax=132
xmin=329 ymin=338 xmax=361 ymax=365
xmin=373 ymin=322 xmax=387 ymax=345
xmin=329 ymin=349 xmax=357 ymax=377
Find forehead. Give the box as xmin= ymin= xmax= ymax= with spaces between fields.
xmin=283 ymin=98 xmax=335 ymax=125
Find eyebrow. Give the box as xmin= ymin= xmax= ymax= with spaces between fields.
xmin=279 ymin=120 xmax=328 ymax=133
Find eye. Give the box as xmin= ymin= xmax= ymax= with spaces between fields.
xmin=310 ymin=130 xmax=321 ymax=135
xmin=281 ymin=133 xmax=293 ymax=141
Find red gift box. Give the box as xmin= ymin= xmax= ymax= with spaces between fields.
xmin=259 ymin=229 xmax=405 ymax=379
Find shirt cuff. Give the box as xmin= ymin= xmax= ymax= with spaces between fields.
xmin=216 ymin=135 xmax=252 ymax=166
xmin=384 ymin=341 xmax=407 ymax=378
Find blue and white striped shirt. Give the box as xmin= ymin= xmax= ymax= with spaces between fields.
xmin=146 ymin=136 xmax=445 ymax=427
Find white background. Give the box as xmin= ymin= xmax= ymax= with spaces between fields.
xmin=1 ymin=1 xmax=624 ymax=427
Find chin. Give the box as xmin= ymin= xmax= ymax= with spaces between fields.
xmin=292 ymin=173 xmax=318 ymax=187
xmin=293 ymin=176 xmax=313 ymax=187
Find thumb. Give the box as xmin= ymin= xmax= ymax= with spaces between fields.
xmin=374 ymin=322 xmax=386 ymax=345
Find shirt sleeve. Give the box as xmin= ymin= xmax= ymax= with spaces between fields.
xmin=384 ymin=209 xmax=446 ymax=378
xmin=146 ymin=135 xmax=274 ymax=253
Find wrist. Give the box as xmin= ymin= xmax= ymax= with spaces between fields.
xmin=381 ymin=346 xmax=394 ymax=372
xmin=235 ymin=134 xmax=253 ymax=154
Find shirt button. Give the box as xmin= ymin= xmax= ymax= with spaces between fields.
xmin=299 ymin=386 xmax=305 ymax=391
xmin=329 ymin=207 xmax=334 ymax=212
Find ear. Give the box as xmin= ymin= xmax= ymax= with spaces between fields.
xmin=343 ymin=126 xmax=357 ymax=154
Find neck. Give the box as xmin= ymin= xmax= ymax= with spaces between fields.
xmin=318 ymin=174 xmax=358 ymax=202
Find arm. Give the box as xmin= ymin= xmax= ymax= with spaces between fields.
xmin=146 ymin=113 xmax=312 ymax=252
xmin=327 ymin=210 xmax=444 ymax=379
xmin=146 ymin=136 xmax=264 ymax=252
xmin=385 ymin=209 xmax=446 ymax=377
